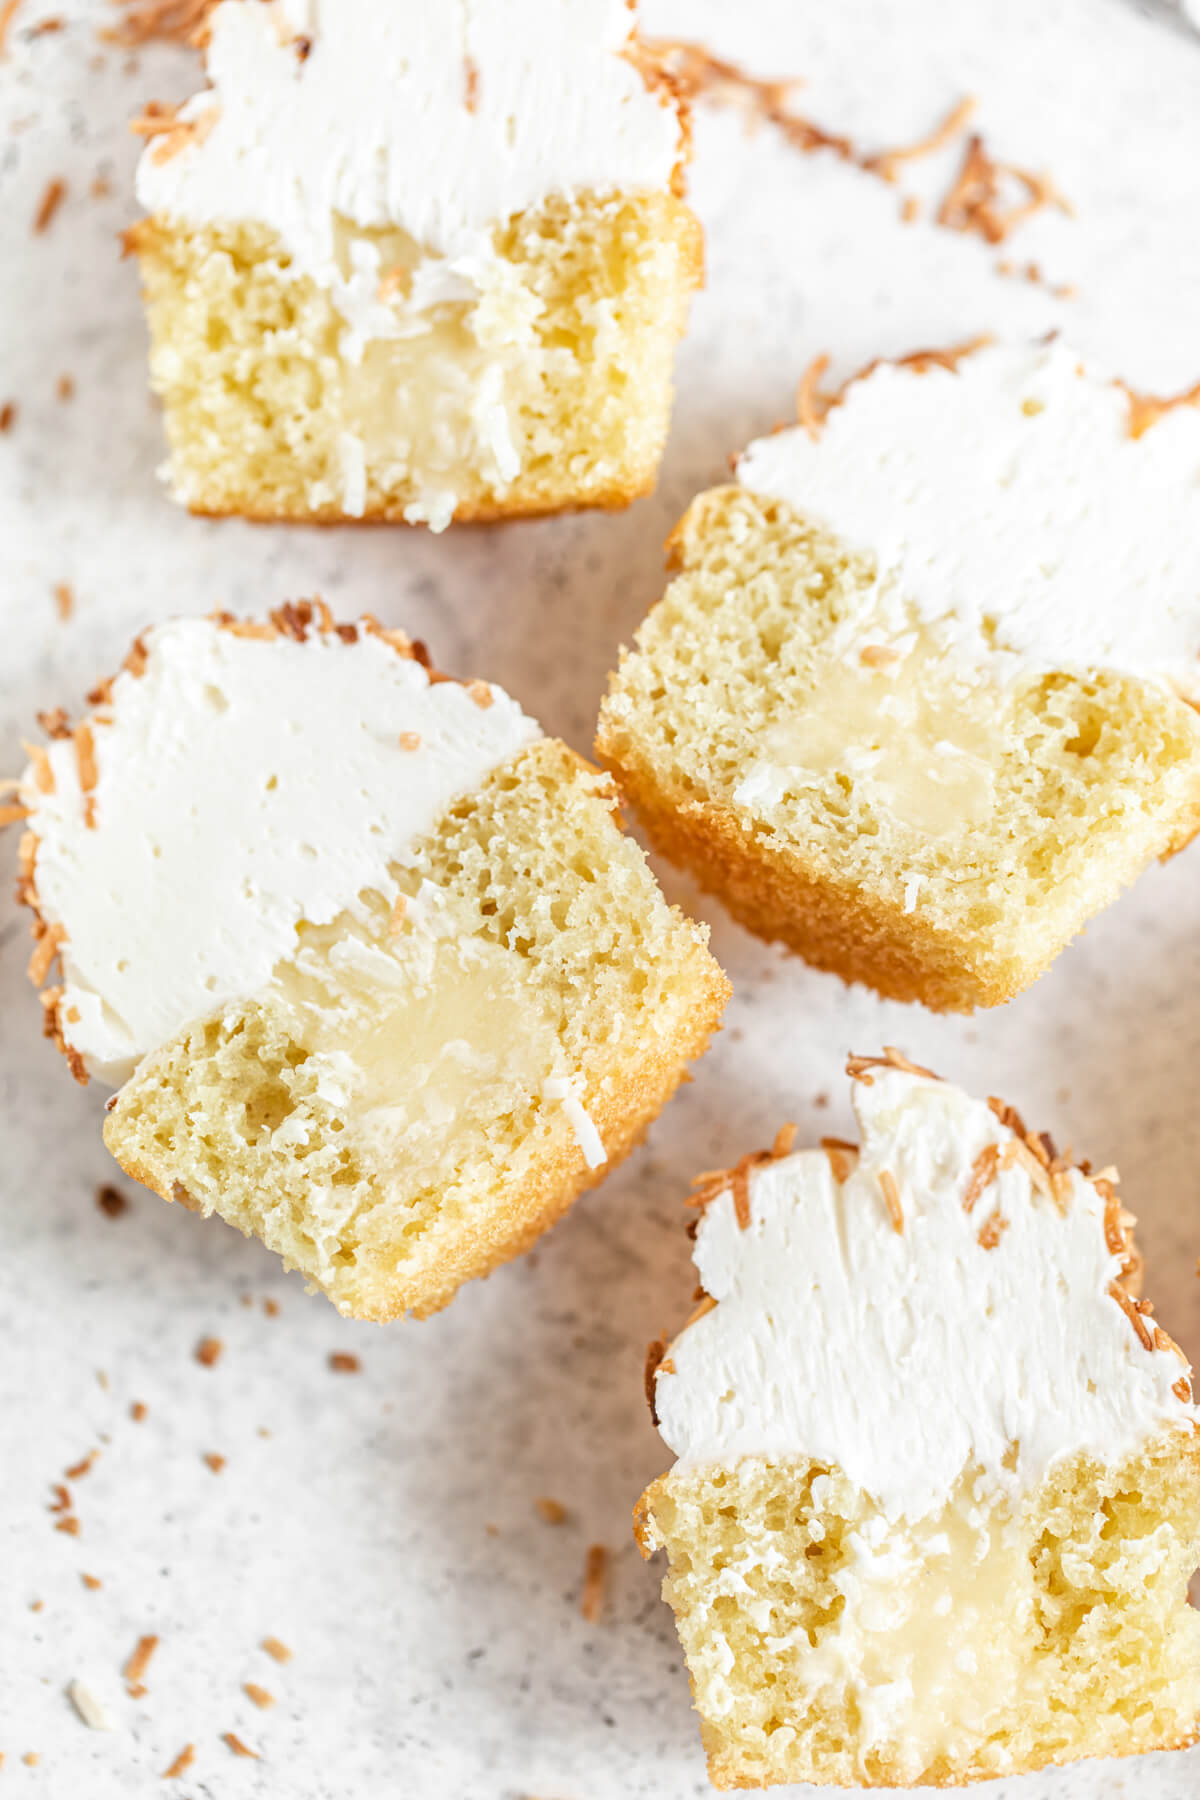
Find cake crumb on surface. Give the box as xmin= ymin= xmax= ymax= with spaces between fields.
xmin=96 ymin=1184 xmax=127 ymax=1218
xmin=534 ymin=1496 xmax=568 ymax=1524
xmin=202 ymin=1451 xmax=226 ymax=1474
xmin=194 ymin=1336 xmax=222 ymax=1367
xmin=328 ymin=1351 xmax=360 ymax=1373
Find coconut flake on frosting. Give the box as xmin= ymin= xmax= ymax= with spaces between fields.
xmin=135 ymin=0 xmax=685 ymax=293
xmin=736 ymin=341 xmax=1200 ymax=702
xmin=652 ymin=1060 xmax=1196 ymax=1523
xmin=18 ymin=614 xmax=538 ymax=1085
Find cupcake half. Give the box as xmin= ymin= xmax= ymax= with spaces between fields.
xmin=128 ymin=0 xmax=701 ymax=528
xmin=639 ymin=1052 xmax=1200 ymax=1787
xmin=12 ymin=607 xmax=727 ymax=1318
xmin=598 ymin=342 xmax=1200 ymax=1010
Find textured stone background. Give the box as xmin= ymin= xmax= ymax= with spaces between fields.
xmin=2 ymin=1 xmax=1200 ymax=1794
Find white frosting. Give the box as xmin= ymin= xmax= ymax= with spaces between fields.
xmin=736 ymin=342 xmax=1200 ymax=702
xmin=135 ymin=0 xmax=682 ymax=294
xmin=654 ymin=1068 xmax=1196 ymax=1523
xmin=20 ymin=619 xmax=538 ymax=1085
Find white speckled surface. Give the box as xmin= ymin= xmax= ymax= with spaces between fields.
xmin=2 ymin=3 xmax=1200 ymax=1795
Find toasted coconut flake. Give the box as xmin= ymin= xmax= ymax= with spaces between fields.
xmin=33 ymin=176 xmax=66 ymax=234
xmin=796 ymin=352 xmax=832 ymax=440
xmin=847 ymin=1047 xmax=940 ymax=1086
xmin=162 ymin=1743 xmax=195 ymax=1780
xmin=74 ymin=721 xmax=98 ymax=803
xmin=1120 ymin=377 xmax=1200 ymax=441
xmin=859 ymin=644 xmax=902 ymax=668
xmin=328 ymin=1352 xmax=360 ymax=1373
xmin=261 ymin=1636 xmax=292 ymax=1664
xmin=962 ymin=1143 xmax=1000 ymax=1214
xmin=222 ymin=1732 xmax=258 ymax=1759
xmin=534 ymin=1496 xmax=568 ymax=1525
xmin=81 ymin=1572 xmax=102 ymax=1590
xmin=731 ymin=1162 xmax=752 ymax=1229
xmin=25 ymin=740 xmax=54 ymax=793
xmin=580 ymin=1544 xmax=609 ymax=1623
xmin=107 ymin=0 xmax=216 ymax=45
xmin=28 ymin=920 xmax=65 ymax=986
xmin=987 ymin=1094 xmax=1028 ymax=1138
xmin=55 ymin=1514 xmax=80 ymax=1535
xmin=64 ymin=1450 xmax=98 ymax=1481
xmin=225 ymin=618 xmax=277 ymax=643
xmin=398 ymin=731 xmax=421 ymax=751
xmin=465 ymin=678 xmax=495 ymax=710
xmin=690 ymin=1126 xmax=796 ymax=1221
xmin=643 ymin=38 xmax=852 ymax=159
xmin=821 ymin=1137 xmax=858 ymax=1185
xmin=194 ymin=1336 xmax=223 ymax=1368
xmin=1108 ymin=1279 xmax=1154 ymax=1351
xmin=936 ymin=133 xmax=1070 ymax=245
xmin=54 ymin=582 xmax=74 ymax=622
xmin=244 ymin=1682 xmax=275 ymax=1710
xmin=463 ymin=52 xmax=479 ymax=112
xmin=135 ymin=101 xmax=219 ymax=165
xmin=118 ymin=635 xmax=149 ymax=682
xmin=202 ymin=1452 xmax=226 ymax=1474
xmin=37 ymin=706 xmax=71 ymax=740
xmin=387 ymin=894 xmax=407 ymax=938
xmin=644 ymin=1335 xmax=668 ymax=1423
xmin=977 ymin=1209 xmax=1009 ymax=1250
xmin=0 ymin=0 xmax=23 ymax=56
xmin=123 ymin=1635 xmax=158 ymax=1689
xmin=878 ymin=1168 xmax=904 ymax=1233
xmin=864 ymin=95 xmax=978 ymax=182
xmin=271 ymin=600 xmax=314 ymax=642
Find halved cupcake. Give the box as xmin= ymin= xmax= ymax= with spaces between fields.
xmin=639 ymin=1051 xmax=1200 ymax=1786
xmin=598 ymin=342 xmax=1200 ymax=1010
xmin=129 ymin=0 xmax=701 ymax=527
xmin=12 ymin=606 xmax=727 ymax=1318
